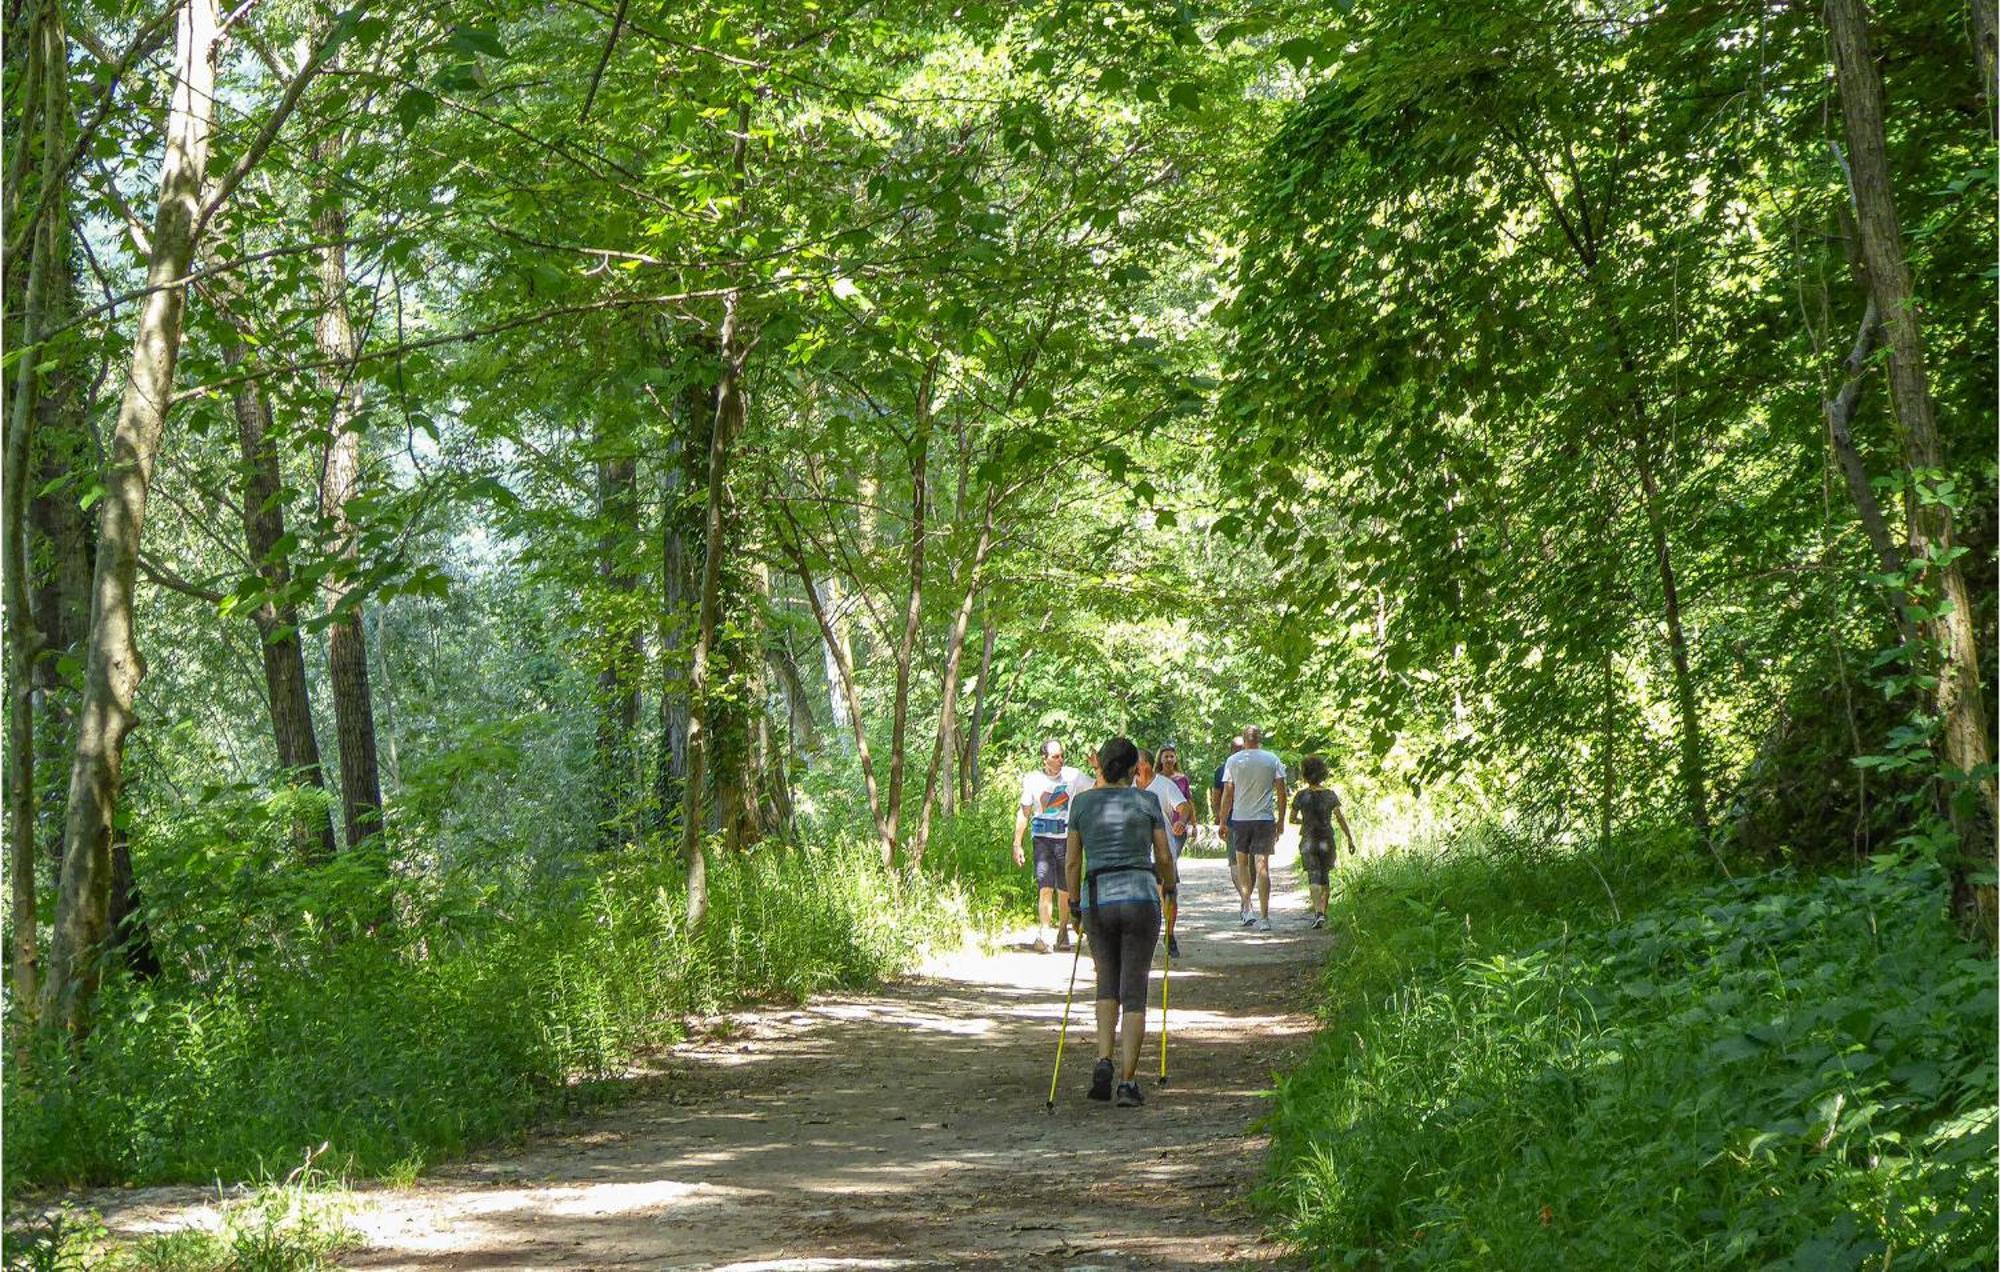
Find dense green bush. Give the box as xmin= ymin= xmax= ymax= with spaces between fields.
xmin=1268 ymin=835 xmax=1997 ymax=1267
xmin=4 ymin=802 xmax=1018 ymax=1191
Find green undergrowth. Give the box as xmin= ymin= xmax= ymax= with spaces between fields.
xmin=3 ymin=1174 xmax=357 ymax=1272
xmin=1268 ymin=829 xmax=1997 ymax=1268
xmin=5 ymin=802 xmax=1020 ymax=1193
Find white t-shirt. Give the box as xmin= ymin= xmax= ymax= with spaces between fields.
xmin=1222 ymin=748 xmax=1287 ymax=821
xmin=1144 ymin=774 xmax=1190 ymax=839
xmin=1020 ymin=766 xmax=1088 ymax=839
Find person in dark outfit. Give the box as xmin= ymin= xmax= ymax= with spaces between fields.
xmin=1289 ymin=753 xmax=1356 ymax=928
xmin=1066 ymin=736 xmax=1178 ymax=1107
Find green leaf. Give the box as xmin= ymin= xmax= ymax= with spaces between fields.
xmin=446 ymin=25 xmax=506 ymax=59
xmin=394 ymin=89 xmax=439 ymax=132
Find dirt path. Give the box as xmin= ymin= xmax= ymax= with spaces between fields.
xmin=101 ymin=851 xmax=1325 ymax=1269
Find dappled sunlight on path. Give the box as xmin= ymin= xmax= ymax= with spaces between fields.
xmin=100 ymin=847 xmax=1326 ymax=1268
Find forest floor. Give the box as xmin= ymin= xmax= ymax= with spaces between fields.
xmin=85 ymin=851 xmax=1323 ymax=1269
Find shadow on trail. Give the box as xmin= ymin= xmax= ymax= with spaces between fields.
xmin=266 ymin=857 xmax=1324 ymax=1267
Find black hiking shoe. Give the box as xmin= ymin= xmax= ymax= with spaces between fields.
xmin=1115 ymin=1080 xmax=1145 ymax=1107
xmin=1089 ymin=1058 xmax=1114 ymax=1102
xmin=1167 ymin=935 xmax=1182 ymax=959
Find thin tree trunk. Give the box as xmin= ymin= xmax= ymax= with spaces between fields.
xmin=4 ymin=187 xmax=48 ymax=1019
xmin=818 ymin=575 xmax=854 ymax=743
xmin=1828 ymin=0 xmax=1997 ymax=915
xmin=1972 ymin=0 xmax=1998 ymax=130
xmin=883 ymin=376 xmax=936 ymax=863
xmin=779 ymin=516 xmax=895 ymax=861
xmin=681 ymin=293 xmax=746 ymax=926
xmin=42 ymin=0 xmax=217 ymax=1038
xmin=1598 ymin=646 xmax=1615 ymax=850
xmin=312 ymin=83 xmax=384 ymax=855
xmin=1822 ymin=298 xmax=1918 ymax=646
xmin=228 ymin=342 xmax=337 ymax=860
xmin=966 ymin=608 xmax=997 ymax=797
xmin=1633 ymin=446 xmax=1709 ymax=838
xmin=768 ymin=637 xmax=821 ymax=757
xmin=595 ymin=449 xmax=640 ymax=846
xmin=912 ymin=488 xmax=998 ymax=863
xmin=656 ymin=372 xmax=702 ymax=826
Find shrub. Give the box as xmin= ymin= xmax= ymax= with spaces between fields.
xmin=1268 ymin=835 xmax=1997 ymax=1268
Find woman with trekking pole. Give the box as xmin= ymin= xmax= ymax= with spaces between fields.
xmin=1062 ymin=736 xmax=1177 ymax=1107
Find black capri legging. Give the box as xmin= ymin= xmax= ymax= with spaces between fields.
xmin=1086 ymin=901 xmax=1161 ymax=1011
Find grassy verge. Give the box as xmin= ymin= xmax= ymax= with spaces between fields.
xmin=2 ymin=1174 xmax=357 ymax=1272
xmin=5 ymin=798 xmax=1028 ymax=1193
xmin=1267 ymin=829 xmax=1997 ymax=1267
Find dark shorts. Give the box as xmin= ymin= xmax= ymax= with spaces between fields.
xmin=1299 ymin=837 xmax=1336 ymax=887
xmin=1086 ymin=901 xmax=1161 ymax=1012
xmin=1230 ymin=819 xmax=1278 ymax=856
xmin=1032 ymin=836 xmax=1068 ymax=891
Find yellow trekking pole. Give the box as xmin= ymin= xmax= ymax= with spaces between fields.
xmin=1158 ymin=917 xmax=1171 ymax=1086
xmin=1046 ymin=934 xmax=1084 ymax=1110
xmin=1046 ymin=844 xmax=1085 ymax=1110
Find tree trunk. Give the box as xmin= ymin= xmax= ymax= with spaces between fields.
xmin=312 ymin=90 xmax=384 ymax=855
xmin=229 ymin=342 xmax=338 ymax=860
xmin=768 ymin=637 xmax=821 ymax=757
xmin=780 ymin=521 xmax=896 ymax=861
xmin=883 ymin=378 xmax=936 ymax=863
xmin=912 ymin=488 xmax=998 ymax=863
xmin=595 ymin=449 xmax=641 ymax=847
xmin=966 ymin=608 xmax=997 ymax=797
xmin=1972 ymin=0 xmax=1997 ymax=130
xmin=1822 ymin=298 xmax=1918 ymax=647
xmin=657 ymin=375 xmax=701 ymax=827
xmin=1598 ymin=646 xmax=1616 ymax=849
xmin=1633 ymin=446 xmax=1709 ymax=838
xmin=42 ymin=0 xmax=217 ymax=1038
xmin=817 ymin=575 xmax=855 ymax=743
xmin=681 ymin=288 xmax=747 ymax=928
xmin=1828 ymin=0 xmax=1997 ymax=915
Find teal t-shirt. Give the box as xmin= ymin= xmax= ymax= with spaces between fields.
xmin=1069 ymin=785 xmax=1162 ymax=909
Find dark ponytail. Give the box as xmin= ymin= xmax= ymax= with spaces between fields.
xmin=1098 ymin=736 xmax=1139 ymax=784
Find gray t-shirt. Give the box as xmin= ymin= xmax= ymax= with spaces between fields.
xmin=1069 ymin=785 xmax=1162 ymax=909
xmin=1223 ymin=747 xmax=1287 ymax=821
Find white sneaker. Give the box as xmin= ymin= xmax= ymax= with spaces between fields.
xmin=1240 ymin=905 xmax=1254 ymax=927
xmin=1258 ymin=918 xmax=1272 ymax=932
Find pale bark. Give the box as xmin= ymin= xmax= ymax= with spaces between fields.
xmin=228 ymin=342 xmax=338 ymax=860
xmin=1821 ymin=297 xmax=1918 ymax=648
xmin=779 ymin=512 xmax=895 ymax=860
xmin=1828 ymin=0 xmax=1997 ymax=887
xmin=912 ymin=487 xmax=998 ymax=863
xmin=818 ymin=575 xmax=855 ymax=743
xmin=966 ymin=609 xmax=997 ymax=797
xmin=43 ymin=0 xmax=218 ymax=1037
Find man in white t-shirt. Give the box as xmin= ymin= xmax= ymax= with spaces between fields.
xmin=1013 ymin=739 xmax=1089 ymax=953
xmin=1136 ymin=748 xmax=1193 ymax=959
xmin=1218 ymin=725 xmax=1288 ymax=931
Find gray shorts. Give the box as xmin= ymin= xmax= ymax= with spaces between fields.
xmin=1230 ymin=819 xmax=1278 ymax=856
xmin=1299 ymin=837 xmax=1336 ymax=887
xmin=1032 ymin=836 xmax=1068 ymax=891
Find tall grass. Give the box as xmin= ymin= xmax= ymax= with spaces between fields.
xmin=1268 ymin=828 xmax=1997 ymax=1267
xmin=5 ymin=800 xmax=1026 ymax=1192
